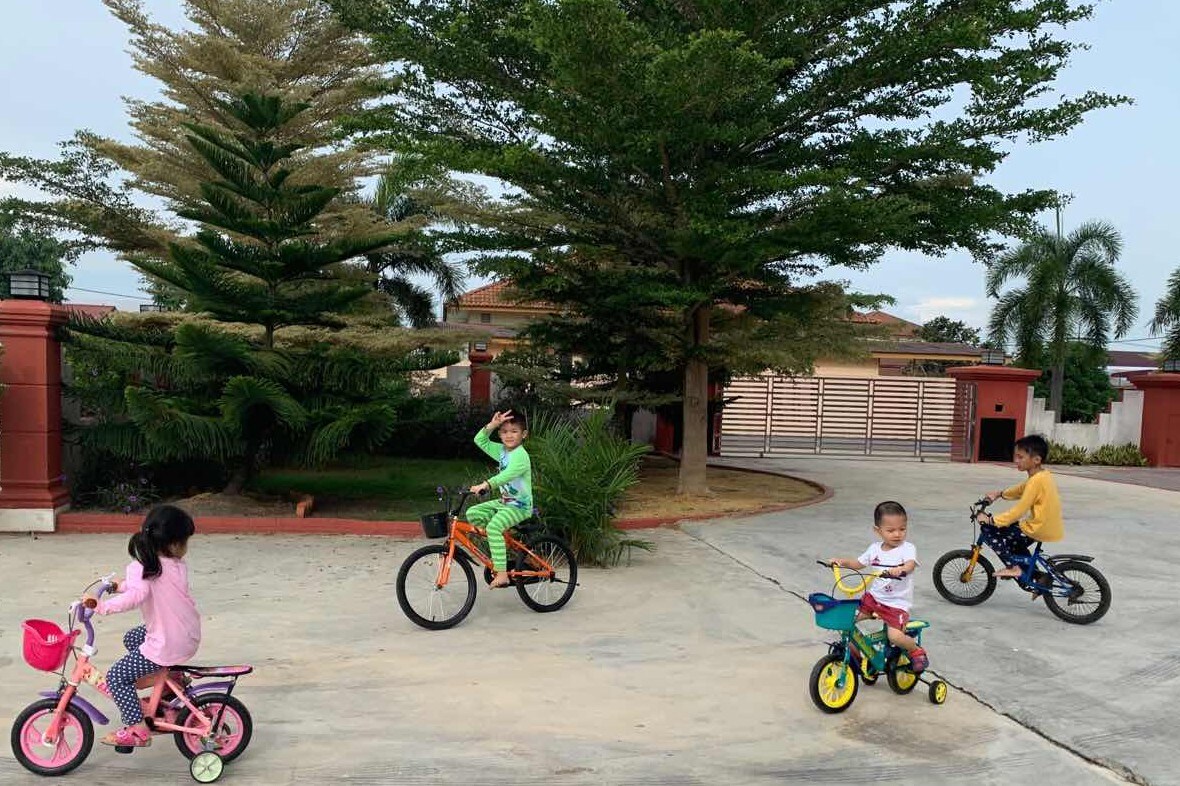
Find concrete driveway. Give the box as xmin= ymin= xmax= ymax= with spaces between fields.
xmin=697 ymin=456 xmax=1179 ymax=785
xmin=0 ymin=456 xmax=1165 ymax=785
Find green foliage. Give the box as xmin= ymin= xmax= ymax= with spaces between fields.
xmin=332 ymin=0 xmax=1126 ymax=491
xmin=527 ymin=408 xmax=652 ymax=567
xmin=0 ymin=210 xmax=74 ymax=302
xmin=988 ymin=221 xmax=1137 ymax=418
xmin=1089 ymin=443 xmax=1149 ymax=467
xmin=1047 ymin=442 xmax=1148 ymax=467
xmin=1046 ymin=443 xmax=1089 ymax=466
xmin=1029 ymin=342 xmax=1117 ymax=424
xmin=1151 ymin=266 xmax=1180 ymax=362
xmin=919 ymin=317 xmax=981 ymax=346
xmin=66 ymin=94 xmax=456 ymax=493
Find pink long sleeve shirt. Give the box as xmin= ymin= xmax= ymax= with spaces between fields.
xmin=97 ymin=558 xmax=201 ymax=666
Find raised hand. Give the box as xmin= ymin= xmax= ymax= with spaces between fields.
xmin=488 ymin=410 xmax=514 ymax=430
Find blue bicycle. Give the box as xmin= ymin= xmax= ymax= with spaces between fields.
xmin=932 ymin=498 xmax=1111 ymax=624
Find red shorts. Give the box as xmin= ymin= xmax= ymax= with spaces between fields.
xmin=859 ymin=593 xmax=910 ymax=631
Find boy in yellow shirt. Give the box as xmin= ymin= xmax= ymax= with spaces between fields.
xmin=978 ymin=434 xmax=1064 ymax=578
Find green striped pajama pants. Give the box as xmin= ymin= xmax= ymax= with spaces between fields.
xmin=466 ymin=500 xmax=532 ymax=571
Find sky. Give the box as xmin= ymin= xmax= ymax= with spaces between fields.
xmin=1 ymin=1 xmax=1177 ymax=353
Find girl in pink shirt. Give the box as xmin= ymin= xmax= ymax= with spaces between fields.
xmin=84 ymin=505 xmax=201 ymax=748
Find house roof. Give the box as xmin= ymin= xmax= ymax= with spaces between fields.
xmin=851 ymin=310 xmax=922 ymax=336
xmin=870 ymin=340 xmax=984 ymax=358
xmin=1106 ymin=350 xmax=1158 ymax=368
xmin=63 ymin=303 xmax=116 ymax=320
xmin=450 ymin=280 xmax=554 ymax=312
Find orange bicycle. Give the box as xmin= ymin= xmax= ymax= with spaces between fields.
xmin=395 ymin=487 xmax=578 ymax=629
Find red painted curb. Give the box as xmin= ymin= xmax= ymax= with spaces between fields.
xmin=53 ymin=463 xmax=832 ymax=536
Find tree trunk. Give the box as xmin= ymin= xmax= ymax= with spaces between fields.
xmin=1050 ymin=361 xmax=1066 ymax=423
xmin=223 ymin=440 xmax=259 ymax=495
xmin=678 ymin=307 xmax=710 ymax=495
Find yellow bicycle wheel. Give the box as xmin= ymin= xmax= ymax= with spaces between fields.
xmin=886 ymin=653 xmax=919 ymax=694
xmin=929 ymin=680 xmax=949 ymax=705
xmin=809 ymin=654 xmax=859 ymax=713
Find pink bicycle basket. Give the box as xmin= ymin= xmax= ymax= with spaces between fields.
xmin=22 ymin=619 xmax=79 ymax=672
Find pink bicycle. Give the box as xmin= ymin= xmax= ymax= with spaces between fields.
xmin=11 ymin=574 xmax=253 ymax=783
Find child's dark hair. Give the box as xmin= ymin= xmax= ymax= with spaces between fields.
xmin=873 ymin=501 xmax=908 ymax=525
xmin=501 ymin=411 xmax=528 ymax=430
xmin=1014 ymin=434 xmax=1049 ymax=461
xmin=130 ymin=504 xmax=195 ymax=579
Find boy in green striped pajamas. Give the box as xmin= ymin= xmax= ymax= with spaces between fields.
xmin=468 ymin=410 xmax=533 ymax=588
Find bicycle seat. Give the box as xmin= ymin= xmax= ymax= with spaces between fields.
xmin=904 ymin=620 xmax=929 ymax=633
xmin=170 ymin=664 xmax=253 ymax=678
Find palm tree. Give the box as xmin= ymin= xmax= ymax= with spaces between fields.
xmin=364 ymin=172 xmax=465 ymax=327
xmin=1150 ymin=266 xmax=1180 ymax=362
xmin=986 ymin=221 xmax=1138 ymax=421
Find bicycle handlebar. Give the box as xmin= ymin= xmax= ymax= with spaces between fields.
xmin=73 ymin=573 xmax=117 ymax=648
xmin=817 ymin=561 xmax=906 ymax=597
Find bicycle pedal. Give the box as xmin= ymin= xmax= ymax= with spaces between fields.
xmin=114 ymin=745 xmax=134 ymax=755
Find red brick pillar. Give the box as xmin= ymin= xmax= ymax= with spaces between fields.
xmin=0 ymin=300 xmax=70 ymax=531
xmin=1130 ymin=372 xmax=1180 ymax=467
xmin=468 ymin=348 xmax=493 ymax=405
xmin=946 ymin=365 xmax=1041 ymax=463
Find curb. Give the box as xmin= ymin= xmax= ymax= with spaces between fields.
xmin=53 ymin=462 xmax=832 ymax=537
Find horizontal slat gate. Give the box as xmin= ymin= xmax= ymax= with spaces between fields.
xmin=721 ymin=375 xmax=958 ymax=458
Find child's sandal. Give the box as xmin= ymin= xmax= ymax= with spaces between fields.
xmin=101 ymin=725 xmax=151 ymax=747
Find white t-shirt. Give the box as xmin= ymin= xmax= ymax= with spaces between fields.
xmin=857 ymin=541 xmax=918 ymax=611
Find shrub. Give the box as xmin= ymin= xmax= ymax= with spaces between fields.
xmin=527 ymin=407 xmax=653 ymax=566
xmin=1088 ymin=443 xmax=1148 ymax=467
xmin=1046 ymin=442 xmax=1089 ymax=466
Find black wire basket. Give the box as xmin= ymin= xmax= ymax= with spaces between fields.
xmin=419 ymin=512 xmax=450 ymax=538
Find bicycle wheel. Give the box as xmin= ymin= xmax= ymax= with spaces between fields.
xmin=1043 ymin=560 xmax=1111 ymax=625
xmin=515 ymin=536 xmax=578 ymax=613
xmin=933 ymin=549 xmax=996 ymax=606
xmin=396 ymin=544 xmax=477 ymax=630
xmin=174 ymin=694 xmax=253 ymax=764
xmin=809 ymin=654 xmax=858 ymax=713
xmin=11 ymin=698 xmax=93 ymax=776
xmin=886 ymin=652 xmax=919 ymax=695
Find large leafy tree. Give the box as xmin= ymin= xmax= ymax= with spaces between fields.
xmin=70 ymin=94 xmax=456 ymax=493
xmin=1150 ymin=267 xmax=1180 ymax=362
xmin=920 ymin=317 xmax=981 ymax=346
xmin=986 ymin=221 xmax=1138 ymax=421
xmin=0 ymin=0 xmax=465 ymax=315
xmin=332 ymin=0 xmax=1126 ymax=493
xmin=1029 ymin=341 xmax=1116 ymax=424
xmin=0 ymin=211 xmax=75 ymax=302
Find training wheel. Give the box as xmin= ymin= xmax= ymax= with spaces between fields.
xmin=190 ymin=751 xmax=224 ymax=783
xmin=928 ymin=680 xmax=949 ymax=705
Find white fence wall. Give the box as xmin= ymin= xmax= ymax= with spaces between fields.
xmin=1025 ymin=386 xmax=1143 ymax=450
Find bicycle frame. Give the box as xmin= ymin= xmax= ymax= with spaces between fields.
xmin=958 ymin=502 xmax=1089 ymax=599
xmin=41 ymin=579 xmax=242 ymax=748
xmin=437 ymin=517 xmax=556 ymax=586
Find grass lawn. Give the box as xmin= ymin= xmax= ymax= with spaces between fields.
xmin=246 ymin=456 xmax=486 ymax=520
xmin=168 ymin=454 xmax=820 ymax=524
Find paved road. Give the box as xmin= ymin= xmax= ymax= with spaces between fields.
xmin=1049 ymin=464 xmax=1180 ymax=493
xmin=696 ymin=456 xmax=1179 ymax=785
xmin=0 ymin=521 xmax=1125 ymax=785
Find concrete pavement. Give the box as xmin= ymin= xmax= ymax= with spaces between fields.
xmin=696 ymin=456 xmax=1179 ymax=785
xmin=0 ymin=517 xmax=1128 ymax=785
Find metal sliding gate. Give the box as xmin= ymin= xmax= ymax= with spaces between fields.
xmin=720 ymin=375 xmax=960 ymax=459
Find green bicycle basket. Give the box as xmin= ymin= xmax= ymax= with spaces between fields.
xmin=808 ymin=593 xmax=861 ymax=631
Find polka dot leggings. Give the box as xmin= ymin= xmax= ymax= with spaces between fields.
xmin=981 ymin=523 xmax=1035 ymax=568
xmin=107 ymin=626 xmax=162 ymax=725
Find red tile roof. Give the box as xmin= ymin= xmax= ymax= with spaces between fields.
xmin=451 ymin=281 xmax=553 ymax=312
xmin=1107 ymin=350 xmax=1158 ymax=367
xmin=851 ymin=310 xmax=921 ymax=336
xmin=64 ymin=303 xmax=116 ymax=319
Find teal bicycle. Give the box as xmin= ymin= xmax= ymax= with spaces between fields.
xmin=807 ymin=561 xmax=948 ymax=713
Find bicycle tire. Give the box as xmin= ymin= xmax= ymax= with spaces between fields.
xmin=515 ymin=536 xmax=578 ymax=613
xmin=11 ymin=698 xmax=93 ymax=776
xmin=933 ymin=549 xmax=996 ymax=606
xmin=1043 ymin=560 xmax=1111 ymax=625
xmin=396 ymin=544 xmax=477 ymax=630
xmin=173 ymin=694 xmax=253 ymax=764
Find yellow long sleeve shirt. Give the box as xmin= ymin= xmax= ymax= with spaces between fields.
xmin=993 ymin=469 xmax=1064 ymax=542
